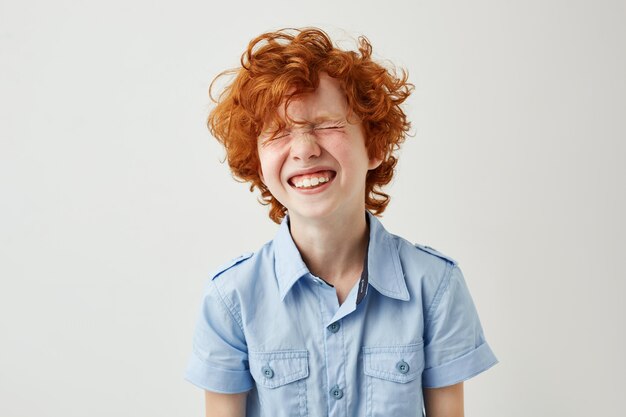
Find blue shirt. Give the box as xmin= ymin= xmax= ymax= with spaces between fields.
xmin=185 ymin=212 xmax=497 ymax=417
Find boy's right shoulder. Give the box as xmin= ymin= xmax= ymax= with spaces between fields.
xmin=210 ymin=252 xmax=255 ymax=281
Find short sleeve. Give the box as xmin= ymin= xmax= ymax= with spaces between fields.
xmin=184 ymin=280 xmax=253 ymax=393
xmin=422 ymin=265 xmax=498 ymax=388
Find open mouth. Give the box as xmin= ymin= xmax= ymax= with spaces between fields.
xmin=288 ymin=170 xmax=336 ymax=189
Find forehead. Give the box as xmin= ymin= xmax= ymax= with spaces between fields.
xmin=278 ymin=73 xmax=349 ymax=123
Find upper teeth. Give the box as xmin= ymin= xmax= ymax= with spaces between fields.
xmin=294 ymin=176 xmax=329 ymax=188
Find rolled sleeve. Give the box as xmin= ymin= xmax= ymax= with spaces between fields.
xmin=422 ymin=265 xmax=498 ymax=388
xmin=184 ymin=280 xmax=253 ymax=393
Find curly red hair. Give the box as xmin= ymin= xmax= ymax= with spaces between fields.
xmin=208 ymin=27 xmax=413 ymax=223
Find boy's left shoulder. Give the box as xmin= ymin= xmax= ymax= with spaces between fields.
xmin=412 ymin=242 xmax=458 ymax=267
xmin=210 ymin=252 xmax=255 ymax=281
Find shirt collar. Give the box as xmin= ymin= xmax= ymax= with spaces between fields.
xmin=273 ymin=216 xmax=310 ymax=301
xmin=273 ymin=212 xmax=410 ymax=302
xmin=365 ymin=212 xmax=410 ymax=301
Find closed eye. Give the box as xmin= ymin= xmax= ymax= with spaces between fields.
xmin=314 ymin=124 xmax=344 ymax=131
xmin=268 ymin=130 xmax=291 ymax=141
xmin=259 ymin=132 xmax=289 ymax=147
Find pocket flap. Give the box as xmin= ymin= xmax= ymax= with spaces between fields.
xmin=363 ymin=343 xmax=424 ymax=383
xmin=249 ymin=349 xmax=309 ymax=389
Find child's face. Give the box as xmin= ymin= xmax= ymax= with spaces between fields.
xmin=257 ymin=73 xmax=381 ymax=224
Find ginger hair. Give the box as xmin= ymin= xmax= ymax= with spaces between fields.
xmin=208 ymin=27 xmax=413 ymax=223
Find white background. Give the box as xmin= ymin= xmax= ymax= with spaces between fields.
xmin=1 ymin=1 xmax=624 ymax=416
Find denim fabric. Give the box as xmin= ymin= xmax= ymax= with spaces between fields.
xmin=185 ymin=212 xmax=497 ymax=417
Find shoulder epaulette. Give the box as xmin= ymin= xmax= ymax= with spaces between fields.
xmin=210 ymin=252 xmax=254 ymax=280
xmin=414 ymin=243 xmax=457 ymax=266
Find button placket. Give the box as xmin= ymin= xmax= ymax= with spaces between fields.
xmin=328 ymin=321 xmax=341 ymax=333
xmin=317 ymin=275 xmax=345 ymax=417
xmin=330 ymin=384 xmax=344 ymax=400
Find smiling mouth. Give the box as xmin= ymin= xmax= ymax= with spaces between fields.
xmin=289 ymin=170 xmax=336 ymax=189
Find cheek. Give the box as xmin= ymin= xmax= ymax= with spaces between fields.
xmin=258 ymin=149 xmax=286 ymax=184
xmin=325 ymin=141 xmax=365 ymax=166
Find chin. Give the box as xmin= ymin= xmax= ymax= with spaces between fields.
xmin=287 ymin=203 xmax=349 ymax=223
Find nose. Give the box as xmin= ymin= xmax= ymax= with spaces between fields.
xmin=290 ymin=129 xmax=321 ymax=161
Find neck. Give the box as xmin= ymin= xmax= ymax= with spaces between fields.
xmin=288 ymin=211 xmax=369 ymax=287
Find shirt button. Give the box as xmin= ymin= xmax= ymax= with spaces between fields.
xmin=330 ymin=385 xmax=343 ymax=400
xmin=396 ymin=360 xmax=410 ymax=374
xmin=328 ymin=322 xmax=341 ymax=333
xmin=261 ymin=365 xmax=274 ymax=379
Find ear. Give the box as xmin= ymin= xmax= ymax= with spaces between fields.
xmin=368 ymin=156 xmax=383 ymax=170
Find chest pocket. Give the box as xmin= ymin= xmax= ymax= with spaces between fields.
xmin=363 ymin=343 xmax=425 ymax=417
xmin=249 ymin=349 xmax=309 ymax=417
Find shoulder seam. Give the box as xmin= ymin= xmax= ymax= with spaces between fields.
xmin=210 ymin=279 xmax=245 ymax=334
xmin=425 ymin=262 xmax=457 ymax=325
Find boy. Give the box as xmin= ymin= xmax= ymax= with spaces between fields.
xmin=185 ymin=28 xmax=497 ymax=417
